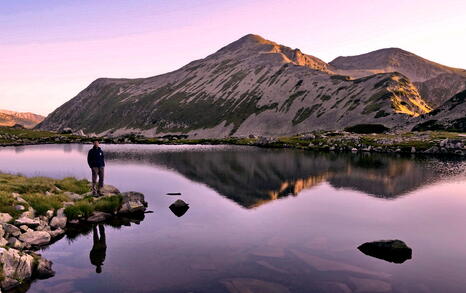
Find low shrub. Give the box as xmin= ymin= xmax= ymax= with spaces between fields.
xmin=345 ymin=124 xmax=390 ymax=134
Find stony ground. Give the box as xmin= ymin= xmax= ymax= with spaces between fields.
xmin=1 ymin=126 xmax=465 ymax=157
xmin=0 ymin=173 xmax=147 ymax=291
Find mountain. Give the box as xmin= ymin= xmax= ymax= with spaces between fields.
xmin=0 ymin=109 xmax=45 ymax=128
xmin=38 ymin=34 xmax=436 ymax=137
xmin=330 ymin=48 xmax=466 ymax=107
xmin=412 ymin=89 xmax=466 ymax=132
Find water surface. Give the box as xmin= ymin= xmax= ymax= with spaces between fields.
xmin=0 ymin=144 xmax=465 ymax=293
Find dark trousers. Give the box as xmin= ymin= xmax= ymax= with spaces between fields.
xmin=91 ymin=167 xmax=105 ymax=194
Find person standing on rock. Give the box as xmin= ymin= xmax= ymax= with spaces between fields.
xmin=87 ymin=140 xmax=105 ymax=196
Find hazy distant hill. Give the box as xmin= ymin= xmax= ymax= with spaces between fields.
xmin=38 ymin=34 xmax=466 ymax=137
xmin=330 ymin=48 xmax=466 ymax=107
xmin=0 ymin=109 xmax=44 ymax=128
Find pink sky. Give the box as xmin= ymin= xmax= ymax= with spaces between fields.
xmin=1 ymin=0 xmax=465 ymax=116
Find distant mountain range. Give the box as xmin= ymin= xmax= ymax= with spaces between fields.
xmin=0 ymin=109 xmax=44 ymax=128
xmin=37 ymin=34 xmax=466 ymax=137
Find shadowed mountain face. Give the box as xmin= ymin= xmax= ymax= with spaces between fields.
xmin=37 ymin=35 xmax=436 ymax=137
xmin=330 ymin=48 xmax=466 ymax=107
xmin=103 ymin=146 xmax=465 ymax=208
xmin=412 ymin=89 xmax=466 ymax=132
xmin=0 ymin=109 xmax=44 ymax=128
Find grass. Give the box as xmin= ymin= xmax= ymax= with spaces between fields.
xmin=22 ymin=193 xmax=69 ymax=216
xmin=64 ymin=200 xmax=94 ymax=220
xmin=0 ymin=173 xmax=90 ymax=218
xmin=55 ymin=177 xmax=89 ymax=194
xmin=94 ymin=195 xmax=123 ymax=214
xmin=0 ymin=191 xmax=26 ymax=219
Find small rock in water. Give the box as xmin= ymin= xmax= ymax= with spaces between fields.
xmin=169 ymin=199 xmax=190 ymax=217
xmin=166 ymin=192 xmax=182 ymax=196
xmin=358 ymin=239 xmax=412 ymax=264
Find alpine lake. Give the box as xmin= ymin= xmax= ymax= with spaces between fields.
xmin=0 ymin=144 xmax=465 ymax=293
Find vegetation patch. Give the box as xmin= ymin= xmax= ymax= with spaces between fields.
xmin=292 ymin=107 xmax=313 ymax=125
xmin=22 ymin=193 xmax=69 ymax=216
xmin=94 ymin=196 xmax=123 ymax=214
xmin=64 ymin=200 xmax=94 ymax=220
xmin=345 ymin=124 xmax=390 ymax=134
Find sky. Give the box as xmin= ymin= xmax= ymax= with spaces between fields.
xmin=1 ymin=0 xmax=465 ymax=116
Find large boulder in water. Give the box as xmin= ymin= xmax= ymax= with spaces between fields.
xmin=169 ymin=199 xmax=190 ymax=217
xmin=35 ymin=257 xmax=55 ymax=279
xmin=118 ymin=192 xmax=147 ymax=214
xmin=0 ymin=247 xmax=34 ymax=289
xmin=358 ymin=239 xmax=412 ymax=264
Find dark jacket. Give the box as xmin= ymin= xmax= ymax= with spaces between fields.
xmin=88 ymin=147 xmax=105 ymax=168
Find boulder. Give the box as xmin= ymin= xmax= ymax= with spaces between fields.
xmin=50 ymin=216 xmax=67 ymax=229
xmin=56 ymin=207 xmax=65 ymax=217
xmin=0 ymin=247 xmax=35 ymax=289
xmin=48 ymin=228 xmax=65 ymax=238
xmin=118 ymin=192 xmax=147 ymax=214
xmin=14 ymin=217 xmax=41 ymax=228
xmin=357 ymin=240 xmax=412 ymax=264
xmin=7 ymin=237 xmax=23 ymax=249
xmin=19 ymin=231 xmax=51 ymax=246
xmin=169 ymin=199 xmax=190 ymax=217
xmin=64 ymin=191 xmax=84 ymax=201
xmin=19 ymin=225 xmax=29 ymax=232
xmin=3 ymin=223 xmax=21 ymax=237
xmin=21 ymin=207 xmax=35 ymax=219
xmin=87 ymin=212 xmax=112 ymax=223
xmin=46 ymin=209 xmax=54 ymax=219
xmin=0 ymin=213 xmax=13 ymax=223
xmin=0 ymin=237 xmax=7 ymax=246
xmin=100 ymin=185 xmax=120 ymax=195
xmin=35 ymin=257 xmax=55 ymax=279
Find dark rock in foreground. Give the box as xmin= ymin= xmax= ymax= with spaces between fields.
xmin=169 ymin=200 xmax=189 ymax=217
xmin=358 ymin=239 xmax=412 ymax=264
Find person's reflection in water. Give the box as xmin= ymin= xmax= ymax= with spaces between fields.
xmin=90 ymin=224 xmax=107 ymax=273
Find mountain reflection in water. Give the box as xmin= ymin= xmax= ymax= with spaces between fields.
xmin=103 ymin=146 xmax=465 ymax=208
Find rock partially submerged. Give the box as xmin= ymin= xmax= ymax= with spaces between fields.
xmin=118 ymin=192 xmax=147 ymax=214
xmin=169 ymin=199 xmax=190 ymax=217
xmin=0 ymin=247 xmax=54 ymax=289
xmin=358 ymin=240 xmax=412 ymax=264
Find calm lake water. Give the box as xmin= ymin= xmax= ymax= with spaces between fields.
xmin=0 ymin=144 xmax=466 ymax=293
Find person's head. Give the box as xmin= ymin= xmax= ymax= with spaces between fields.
xmin=93 ymin=140 xmax=100 ymax=148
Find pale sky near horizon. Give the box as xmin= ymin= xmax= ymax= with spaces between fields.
xmin=1 ymin=0 xmax=465 ymax=116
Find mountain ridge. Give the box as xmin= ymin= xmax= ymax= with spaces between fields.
xmin=37 ymin=34 xmax=464 ymax=137
xmin=0 ymin=109 xmax=45 ymax=128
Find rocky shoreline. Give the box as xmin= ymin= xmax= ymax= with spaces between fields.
xmin=1 ymin=126 xmax=465 ymax=157
xmin=0 ymin=179 xmax=148 ymax=291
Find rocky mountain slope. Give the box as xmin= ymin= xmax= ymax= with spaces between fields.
xmin=38 ymin=34 xmax=454 ymax=138
xmin=412 ymin=89 xmax=466 ymax=131
xmin=330 ymin=48 xmax=466 ymax=107
xmin=0 ymin=109 xmax=44 ymax=128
